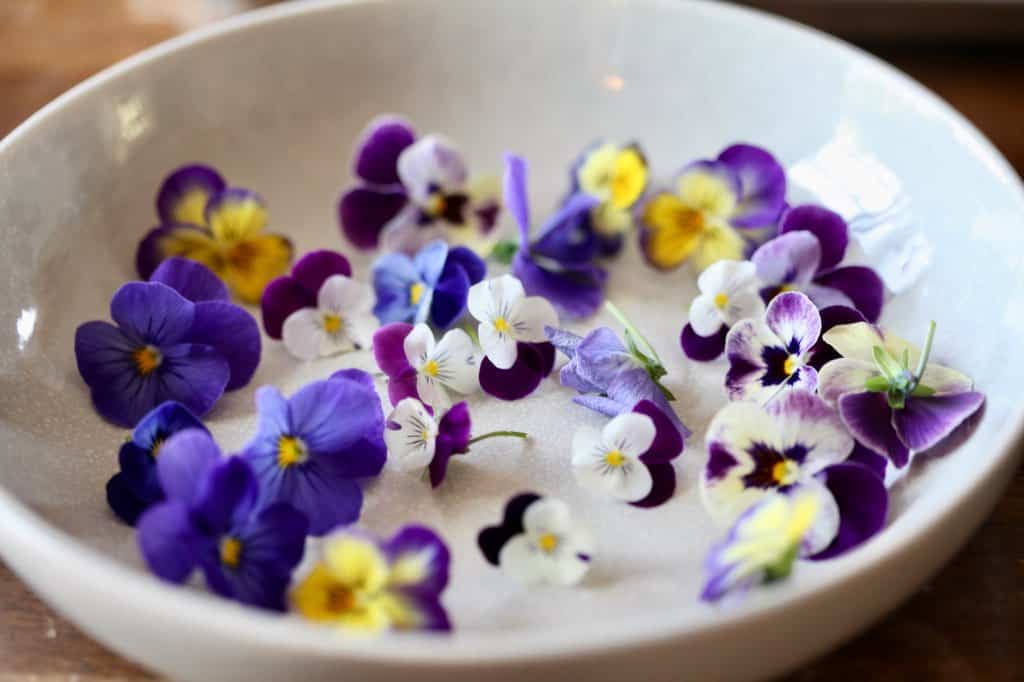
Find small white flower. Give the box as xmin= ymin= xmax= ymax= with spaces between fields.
xmin=467 ymin=274 xmax=558 ymax=370
xmin=383 ymin=398 xmax=438 ymax=472
xmin=282 ymin=275 xmax=377 ymax=360
xmin=403 ymin=323 xmax=479 ymax=410
xmin=571 ymin=412 xmax=655 ymax=502
xmin=499 ymin=497 xmax=592 ymax=586
xmin=688 ymin=260 xmax=765 ymax=337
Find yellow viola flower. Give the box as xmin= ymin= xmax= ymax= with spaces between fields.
xmin=573 ymin=141 xmax=649 ymax=248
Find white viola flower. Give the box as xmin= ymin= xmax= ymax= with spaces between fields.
xmin=467 ymin=274 xmax=558 ymax=370
xmin=572 ymin=412 xmax=655 ymax=502
xmin=689 ymin=260 xmax=766 ymax=336
xmin=499 ymin=497 xmax=593 ymax=586
xmin=281 ymin=274 xmax=377 ymax=360
xmin=403 ymin=323 xmax=479 ymax=410
xmin=383 ymin=398 xmax=438 ymax=472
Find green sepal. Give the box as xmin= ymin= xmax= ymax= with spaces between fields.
xmin=911 ymin=383 xmax=936 ymax=398
xmin=864 ymin=375 xmax=891 ymax=393
xmin=489 ymin=240 xmax=519 ymax=265
xmin=763 ymin=544 xmax=800 ymax=583
xmin=872 ymin=345 xmax=903 ymax=381
xmin=886 ymin=387 xmax=906 ymax=410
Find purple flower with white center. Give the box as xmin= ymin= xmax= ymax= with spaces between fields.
xmin=74 ymin=258 xmax=261 ymax=427
xmin=702 ymin=389 xmax=888 ymax=559
xmin=136 ymin=429 xmax=308 ymax=611
xmin=467 ymin=274 xmax=559 ymax=401
xmin=338 ymin=116 xmax=501 ymax=253
xmin=752 ymin=205 xmax=885 ymax=322
xmin=260 ymin=250 xmax=352 ymax=339
xmin=240 ymin=370 xmax=386 ymax=536
xmin=384 ymin=399 xmax=527 ymax=487
xmin=503 ymin=153 xmax=608 ymax=319
xmin=818 ymin=321 xmax=985 ymax=469
xmin=106 ymin=401 xmax=208 ymax=526
xmin=372 ymin=239 xmax=486 ymax=329
xmin=571 ymin=400 xmax=684 ymax=508
xmin=725 ymin=291 xmax=821 ymax=403
xmin=682 ymin=259 xmax=766 ymax=361
xmin=477 ymin=493 xmax=593 ymax=586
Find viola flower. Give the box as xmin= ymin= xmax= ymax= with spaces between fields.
xmin=384 ymin=398 xmax=527 ymax=487
xmin=751 ymin=205 xmax=885 ymax=322
xmin=571 ymin=400 xmax=684 ymax=508
xmin=818 ymin=321 xmax=985 ymax=469
xmin=260 ymin=250 xmax=352 ymax=339
xmin=701 ymin=490 xmax=820 ymax=602
xmin=725 ymin=291 xmax=821 ymax=403
xmin=240 ymin=371 xmax=386 ymax=536
xmin=566 ymin=140 xmax=650 ymax=256
xmin=682 ymin=259 xmax=765 ymax=361
xmin=504 ymin=153 xmax=608 ymax=319
xmin=702 ymin=389 xmax=888 ymax=558
xmin=372 ymin=239 xmax=486 ymax=329
xmin=467 ymin=274 xmax=558 ymax=400
xmin=74 ymin=258 xmax=261 ymax=427
xmin=292 ymin=525 xmax=451 ymax=633
xmin=280 ymin=274 xmax=376 ymax=360
xmin=478 ymin=493 xmax=593 ymax=586
xmin=137 ymin=429 xmax=308 ymax=611
xmin=639 ymin=144 xmax=786 ymax=272
xmin=371 ymin=322 xmax=479 ymax=409
xmin=338 ymin=116 xmax=501 ymax=254
xmin=106 ymin=401 xmax=208 ymax=525
xmin=137 ymin=165 xmax=293 ymax=303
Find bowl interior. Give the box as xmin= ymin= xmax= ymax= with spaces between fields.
xmin=1 ymin=0 xmax=1022 ymax=647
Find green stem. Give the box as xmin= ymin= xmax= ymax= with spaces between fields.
xmin=467 ymin=430 xmax=528 ymax=446
xmin=604 ymin=300 xmax=662 ymax=366
xmin=912 ymin=321 xmax=937 ymax=387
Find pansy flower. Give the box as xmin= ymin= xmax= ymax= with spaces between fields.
xmin=137 ymin=165 xmax=293 ymax=303
xmin=74 ymin=258 xmax=261 ymax=427
xmin=701 ymin=490 xmax=820 ymax=602
xmin=240 ymin=371 xmax=386 ymax=536
xmin=640 ymin=144 xmax=786 ymax=272
xmin=137 ymin=429 xmax=308 ymax=611
xmin=338 ymin=116 xmax=501 ymax=254
xmin=478 ymin=493 xmax=592 ymax=586
xmin=385 ymin=399 xmax=527 ymax=487
xmin=571 ymin=400 xmax=684 ymax=508
xmin=504 ymin=154 xmax=608 ymax=319
xmin=818 ymin=321 xmax=985 ymax=468
xmin=467 ymin=274 xmax=558 ymax=400
xmin=725 ymin=291 xmax=821 ymax=403
xmin=681 ymin=259 xmax=766 ymax=361
xmin=106 ymin=401 xmax=208 ymax=525
xmin=752 ymin=205 xmax=885 ymax=322
xmin=566 ymin=140 xmax=649 ymax=256
xmin=702 ymin=389 xmax=888 ymax=559
xmin=260 ymin=250 xmax=352 ymax=338
xmin=292 ymin=525 xmax=451 ymax=633
xmin=375 ymin=323 xmax=479 ymax=411
xmin=372 ymin=239 xmax=486 ymax=329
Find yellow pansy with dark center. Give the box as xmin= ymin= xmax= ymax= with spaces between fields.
xmin=132 ymin=345 xmax=162 ymax=376
xmin=537 ymin=533 xmax=559 ymax=554
xmin=220 ymin=537 xmax=243 ymax=568
xmin=277 ymin=435 xmax=308 ymax=468
xmin=604 ymin=449 xmax=625 ymax=467
xmin=323 ymin=313 xmax=342 ymax=335
xmin=409 ymin=282 xmax=425 ymax=305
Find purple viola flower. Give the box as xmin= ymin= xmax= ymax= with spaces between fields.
xmin=724 ymin=291 xmax=821 ymax=403
xmin=818 ymin=321 xmax=985 ymax=469
xmin=136 ymin=429 xmax=308 ymax=611
xmin=106 ymin=401 xmax=208 ymax=525
xmin=74 ymin=258 xmax=261 ymax=427
xmin=703 ymin=389 xmax=888 ymax=560
xmin=240 ymin=371 xmax=386 ymax=536
xmin=338 ymin=116 xmax=500 ymax=253
xmin=260 ymin=250 xmax=352 ymax=339
xmin=372 ymin=239 xmax=486 ymax=330
xmin=503 ymin=153 xmax=608 ymax=319
xmin=752 ymin=205 xmax=885 ymax=322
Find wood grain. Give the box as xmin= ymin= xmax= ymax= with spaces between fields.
xmin=1 ymin=2 xmax=1021 ymax=680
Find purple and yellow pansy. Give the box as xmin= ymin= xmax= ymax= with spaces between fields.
xmin=567 ymin=140 xmax=650 ymax=256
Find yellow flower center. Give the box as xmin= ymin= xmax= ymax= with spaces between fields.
xmin=277 ymin=435 xmax=307 ymax=468
xmin=150 ymin=437 xmax=165 ymax=458
xmin=779 ymin=283 xmax=798 ymax=293
xmin=325 ymin=585 xmax=357 ymax=613
xmin=713 ymin=292 xmax=729 ymax=310
xmin=604 ymin=449 xmax=625 ymax=467
xmin=423 ymin=359 xmax=440 ymax=377
xmin=220 ymin=537 xmax=242 ymax=568
xmin=772 ymin=460 xmax=799 ymax=486
xmin=494 ymin=317 xmax=511 ymax=333
xmin=409 ymin=282 xmax=425 ymax=305
xmin=322 ymin=313 xmax=342 ymax=334
xmin=783 ymin=355 xmax=799 ymax=377
xmin=537 ymin=533 xmax=559 ymax=553
xmin=421 ymin=429 xmax=431 ymax=442
xmin=424 ymin=192 xmax=447 ymax=218
xmin=132 ymin=345 xmax=162 ymax=376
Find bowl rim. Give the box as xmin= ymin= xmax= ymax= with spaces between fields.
xmin=1 ymin=0 xmax=1022 ymax=666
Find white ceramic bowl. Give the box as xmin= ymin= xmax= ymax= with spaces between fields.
xmin=1 ymin=1 xmax=1022 ymax=680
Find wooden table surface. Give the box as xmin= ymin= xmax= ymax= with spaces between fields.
xmin=1 ymin=2 xmax=1021 ymax=680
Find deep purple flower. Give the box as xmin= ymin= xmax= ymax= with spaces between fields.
xmin=240 ymin=371 xmax=386 ymax=536
xmin=74 ymin=258 xmax=260 ymax=427
xmin=504 ymin=154 xmax=608 ymax=319
xmin=260 ymin=250 xmax=353 ymax=339
xmin=136 ymin=429 xmax=308 ymax=611
xmin=752 ymin=205 xmax=885 ymax=322
xmin=106 ymin=401 xmax=208 ymax=525
xmin=372 ymin=239 xmax=486 ymax=329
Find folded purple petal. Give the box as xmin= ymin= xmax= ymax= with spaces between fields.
xmin=372 ymin=322 xmax=414 ymax=377
xmin=149 ymin=257 xmax=229 ymax=303
xmin=809 ymin=462 xmax=888 ymax=560
xmin=780 ymin=204 xmax=849 ymax=271
xmin=680 ymin=323 xmax=727 ymax=362
xmin=633 ymin=399 xmax=684 ymax=464
xmin=110 ymin=281 xmax=194 ymax=346
xmin=813 ymin=266 xmax=885 ymax=323
xmin=752 ymin=231 xmax=821 ymax=290
xmin=338 ymin=186 xmax=408 ymax=250
xmin=892 ymin=391 xmax=985 ymax=453
xmin=189 ymin=301 xmax=261 ymax=390
xmin=629 ymin=462 xmax=677 ymax=508
xmin=838 ymin=392 xmax=910 ymax=468
xmin=156 ymin=428 xmax=222 ymax=503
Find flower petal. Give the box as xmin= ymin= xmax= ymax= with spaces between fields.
xmin=339 ymin=186 xmax=409 ymax=250
xmin=689 ymin=295 xmax=724 ymax=337
xmin=352 ymin=115 xmax=416 ymax=185
xmin=603 ymin=412 xmax=657 ymax=458
xmin=809 ymin=462 xmax=888 ymax=560
xmin=372 ymin=253 xmax=420 ymax=324
xmin=432 ymin=329 xmax=480 ymax=395
xmin=156 ymin=164 xmax=225 ymax=225
xmin=319 ymin=275 xmax=373 ymax=317
xmin=429 ymin=258 xmax=471 ymax=329
xmin=821 ymin=322 xmax=885 ymax=364
xmin=503 ymin=153 xmax=531 ymax=238
xmin=573 ymin=441 xmax=653 ymax=502
xmin=383 ymin=525 xmax=451 ymax=597
xmin=477 ymin=493 xmax=541 ymax=566
xmin=414 ymin=239 xmax=449 ymax=289
xmin=818 ymin=358 xmax=879 ymax=404
xmin=281 ymin=309 xmax=327 ymax=360
xmin=509 ymin=295 xmax=559 ymax=344
xmin=837 ymin=391 xmax=910 ymax=468
xmin=189 ymin=301 xmax=261 ymax=390
xmin=629 ymin=462 xmax=677 ymax=508
xmin=812 ymin=266 xmax=885 ymax=323
xmin=384 ymin=398 xmax=437 ymax=472
xmin=156 ymin=428 xmax=221 ymax=504
xmin=136 ymin=224 xmax=219 ymax=280
xmin=764 ymin=291 xmax=821 ymax=357
xmin=479 ymin=341 xmax=554 ymax=400
xmin=277 ymin=467 xmax=364 ymax=536
xmin=718 ymin=144 xmax=787 ymax=228
xmin=766 ymin=389 xmax=854 ymax=474
xmin=373 ymin=322 xmax=415 ymax=377
xmin=808 ymin=306 xmax=867 ymax=370
xmin=222 ymin=234 xmax=294 ymax=305
xmin=110 ymin=281 xmax=194 ymax=345
xmin=468 ymin=274 xmax=524 ymax=323
xmin=892 ymin=392 xmax=985 ymax=453
xmin=779 ymin=204 xmax=849 ymax=272
xmin=794 ymin=478 xmax=841 ymax=556
xmin=288 ymin=377 xmax=386 ymax=458
xmin=293 ymin=250 xmax=353 ymax=294
xmin=149 ymin=257 xmax=229 ymax=303
xmin=681 ymin=323 xmax=728 ymax=362
xmin=632 ymin=399 xmax=684 ymax=463
xmin=752 ymin=231 xmax=821 ymax=289
xmin=260 ymin=277 xmax=314 ymax=340
xmin=137 ymin=501 xmax=198 ymax=583
xmin=478 ymin=323 xmax=518 ymax=370
xmin=398 ymin=135 xmax=468 ymax=203
xmin=512 ymin=252 xmax=606 ymax=320
xmin=106 ymin=470 xmax=152 ymax=526
xmin=193 ymin=457 xmax=258 ymax=534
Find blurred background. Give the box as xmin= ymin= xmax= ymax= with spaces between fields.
xmin=0 ymin=1 xmax=1020 ymax=680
